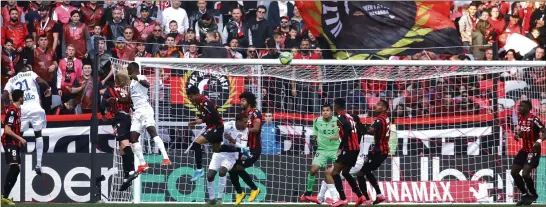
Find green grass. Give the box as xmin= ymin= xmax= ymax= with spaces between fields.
xmin=12 ymin=204 xmax=546 ymax=207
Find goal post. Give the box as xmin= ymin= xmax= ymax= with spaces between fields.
xmin=105 ymin=57 xmax=546 ymax=204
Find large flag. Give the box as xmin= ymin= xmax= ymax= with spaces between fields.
xmin=296 ymin=1 xmax=463 ymax=60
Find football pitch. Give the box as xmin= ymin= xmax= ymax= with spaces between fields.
xmin=13 ymin=204 xmax=546 ymax=207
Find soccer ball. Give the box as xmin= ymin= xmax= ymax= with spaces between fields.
xmin=279 ymin=52 xmax=293 ymax=65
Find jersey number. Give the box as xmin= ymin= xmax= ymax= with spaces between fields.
xmin=16 ymin=80 xmax=30 ymax=91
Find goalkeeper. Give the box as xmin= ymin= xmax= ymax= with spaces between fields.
xmin=301 ymin=103 xmax=340 ymax=200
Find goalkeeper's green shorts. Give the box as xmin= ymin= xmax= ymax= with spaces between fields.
xmin=311 ymin=150 xmax=338 ymax=168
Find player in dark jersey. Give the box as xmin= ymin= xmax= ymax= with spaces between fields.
xmin=187 ymin=85 xmax=246 ymax=181
xmin=512 ymin=100 xmax=545 ymax=205
xmin=100 ymin=72 xmax=135 ymax=191
xmin=331 ymin=98 xmax=365 ymax=207
xmin=359 ymin=99 xmax=390 ymax=205
xmin=231 ymin=91 xmax=262 ymax=205
xmin=1 ymin=89 xmax=25 ymax=205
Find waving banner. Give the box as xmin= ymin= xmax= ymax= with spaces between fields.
xmin=296 ymin=1 xmax=463 ymax=60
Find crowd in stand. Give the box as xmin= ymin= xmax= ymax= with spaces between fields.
xmin=1 ymin=1 xmax=546 ymax=123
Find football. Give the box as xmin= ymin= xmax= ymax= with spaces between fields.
xmin=279 ymin=52 xmax=293 ymax=65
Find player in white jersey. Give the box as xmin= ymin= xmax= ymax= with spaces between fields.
xmin=1 ymin=64 xmax=51 ymax=175
xmin=206 ymin=114 xmax=249 ymax=205
xmin=126 ymin=62 xmax=171 ymax=174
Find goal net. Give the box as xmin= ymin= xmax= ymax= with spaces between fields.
xmin=107 ymin=58 xmax=546 ymax=204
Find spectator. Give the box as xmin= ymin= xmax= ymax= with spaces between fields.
xmin=62 ymin=10 xmax=91 ymax=59
xmin=90 ymin=38 xmax=114 ymax=87
xmin=262 ymin=39 xmax=280 ymax=59
xmin=272 ymin=32 xmax=284 ymax=50
xmin=166 ymin=20 xmax=185 ymax=45
xmin=268 ymin=0 xmax=294 ymax=29
xmin=1 ymin=0 xmax=24 ymax=24
xmin=261 ymin=111 xmax=281 ymax=155
xmin=52 ymin=0 xmax=78 ymax=24
xmin=104 ymin=8 xmax=129 ymax=49
xmin=27 ymin=1 xmax=44 ymax=13
xmin=181 ymin=28 xmax=197 ymax=54
xmin=244 ymin=45 xmax=256 ymax=59
xmin=80 ymin=0 xmax=105 ymax=35
xmin=313 ymin=47 xmax=323 ymax=59
xmin=248 ymin=5 xmax=273 ymax=50
xmin=89 ymin=25 xmax=104 ymax=54
xmin=69 ymin=61 xmax=104 ymax=114
xmin=1 ymin=39 xmax=19 ymax=89
xmin=479 ymin=9 xmax=489 ymax=21
xmin=284 ymin=26 xmax=300 ymax=49
xmin=183 ymin=40 xmax=201 ymax=58
xmin=164 ymin=34 xmax=183 ymax=58
xmin=122 ymin=26 xmax=138 ymax=58
xmin=457 ymin=91 xmax=480 ymax=115
xmin=291 ymin=6 xmax=306 ymax=37
xmin=34 ymin=34 xmax=59 ymax=113
xmin=505 ymin=49 xmax=520 ymax=61
xmin=1 ymin=8 xmax=29 ymax=51
xmin=227 ymin=38 xmax=243 ymax=59
xmin=459 ymin=4 xmax=477 ymax=50
xmin=485 ymin=48 xmax=494 ymax=60
xmin=59 ymin=45 xmax=83 ymax=101
xmin=504 ymin=14 xmax=523 ymax=35
xmin=112 ymin=37 xmax=134 ymax=61
xmin=135 ymin=41 xmax=152 ymax=58
xmin=32 ymin=5 xmax=60 ymax=53
xmin=103 ymin=0 xmax=130 ymax=25
xmin=221 ymin=8 xmax=248 ymax=46
xmin=202 ymin=31 xmax=227 ymax=58
xmin=137 ymin=0 xmax=161 ymax=21
xmin=133 ymin=6 xmax=159 ymax=41
xmin=188 ymin=0 xmax=213 ymax=30
xmin=530 ymin=1 xmax=546 ymax=31
xmin=162 ymin=0 xmax=189 ymax=35
xmin=124 ymin=0 xmax=141 ymax=23
xmin=471 ymin=19 xmax=491 ymax=60
xmin=275 ymin=16 xmax=291 ymax=37
xmin=145 ymin=24 xmax=165 ymax=54
xmin=290 ymin=47 xmax=299 ymax=57
xmin=51 ymin=99 xmax=76 ymax=115
xmin=489 ymin=6 xmax=506 ymax=36
xmin=294 ymin=39 xmax=320 ymax=59
xmin=306 ymin=30 xmax=319 ymax=48
xmin=196 ymin=13 xmax=218 ymax=43
xmin=431 ymin=93 xmax=457 ymax=117
xmin=529 ymin=46 xmax=545 ymax=60
xmin=19 ymin=36 xmax=35 ymax=65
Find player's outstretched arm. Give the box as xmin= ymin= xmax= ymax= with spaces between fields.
xmin=189 ymin=119 xmax=203 ymax=126
xmin=1 ymin=91 xmax=11 ymax=107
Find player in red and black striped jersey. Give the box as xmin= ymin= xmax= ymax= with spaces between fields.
xmin=330 ymin=98 xmax=365 ymax=207
xmin=230 ymin=91 xmax=262 ymax=204
xmin=100 ymin=72 xmax=136 ymax=191
xmin=359 ymin=99 xmax=391 ymax=205
xmin=1 ymin=89 xmax=25 ymax=205
xmin=512 ymin=100 xmax=546 ymax=205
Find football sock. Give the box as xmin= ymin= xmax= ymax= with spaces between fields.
xmin=318 ymin=180 xmax=328 ymax=198
xmin=333 ymin=174 xmax=346 ymax=200
xmin=207 ymin=180 xmax=215 ymax=200
xmin=2 ymin=165 xmax=20 ymax=198
xmin=327 ymin=184 xmax=339 ymax=200
xmin=218 ymin=176 xmax=227 ymax=199
xmin=307 ymin=174 xmax=316 ymax=192
xmin=153 ymin=136 xmax=169 ymax=160
xmin=192 ymin=143 xmax=203 ymax=169
xmin=366 ymin=172 xmax=382 ymax=195
xmin=229 ymin=172 xmax=243 ymax=194
xmin=342 ymin=172 xmax=362 ymax=197
xmin=35 ymin=137 xmax=44 ymax=168
xmin=131 ymin=142 xmax=146 ymax=165
xmin=512 ymin=173 xmax=528 ymax=195
xmin=523 ymin=176 xmax=537 ymax=195
xmin=357 ymin=176 xmax=370 ymax=200
xmin=122 ymin=146 xmax=135 ymax=176
xmin=239 ymin=170 xmax=257 ymax=190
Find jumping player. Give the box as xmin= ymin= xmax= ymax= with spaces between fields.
xmin=512 ymin=100 xmax=545 ymax=206
xmin=301 ymin=103 xmax=339 ymax=200
xmin=231 ymin=91 xmax=262 ymax=205
xmin=127 ymin=62 xmax=171 ymax=173
xmin=2 ymin=64 xmax=51 ymax=175
xmin=100 ymin=72 xmax=136 ymax=191
xmin=206 ymin=114 xmax=249 ymax=205
xmin=1 ymin=90 xmax=26 ymax=205
xmin=330 ymin=98 xmax=366 ymax=207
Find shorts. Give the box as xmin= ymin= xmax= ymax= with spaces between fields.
xmin=130 ymin=106 xmax=155 ymax=134
xmin=513 ymin=150 xmax=540 ymax=168
xmin=21 ymin=107 xmax=46 ymax=132
xmin=335 ymin=150 xmax=359 ymax=167
xmin=361 ymin=152 xmax=388 ymax=172
xmin=235 ymin=148 xmax=261 ymax=168
xmin=3 ymin=144 xmax=21 ymax=165
xmin=114 ymin=113 xmax=131 ymax=141
xmin=349 ymin=152 xmax=367 ymax=174
xmin=312 ymin=150 xmax=338 ymax=168
xmin=209 ymin=152 xmax=238 ymax=171
xmin=202 ymin=126 xmax=224 ymax=143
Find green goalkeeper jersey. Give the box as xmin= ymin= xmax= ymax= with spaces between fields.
xmin=313 ymin=116 xmax=340 ymax=151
